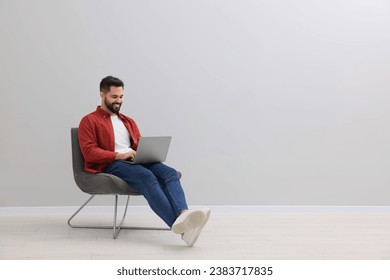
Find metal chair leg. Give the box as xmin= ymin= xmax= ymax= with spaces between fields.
xmin=67 ymin=194 xmax=170 ymax=239
xmin=68 ymin=195 xmax=96 ymax=227
xmin=113 ymin=194 xmax=130 ymax=239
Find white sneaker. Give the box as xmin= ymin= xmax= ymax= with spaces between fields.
xmin=172 ymin=210 xmax=206 ymax=234
xmin=182 ymin=208 xmax=211 ymax=247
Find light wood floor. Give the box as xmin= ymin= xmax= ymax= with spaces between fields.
xmin=1 ymin=211 xmax=390 ymax=260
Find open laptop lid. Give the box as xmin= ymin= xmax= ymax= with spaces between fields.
xmin=131 ymin=136 xmax=172 ymax=164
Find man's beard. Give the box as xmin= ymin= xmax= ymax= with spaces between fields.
xmin=105 ymin=98 xmax=122 ymax=114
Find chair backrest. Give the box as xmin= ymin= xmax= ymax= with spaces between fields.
xmin=71 ymin=127 xmax=85 ymax=176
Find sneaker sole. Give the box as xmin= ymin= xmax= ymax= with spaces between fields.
xmin=172 ymin=210 xmax=206 ymax=234
xmin=184 ymin=209 xmax=211 ymax=247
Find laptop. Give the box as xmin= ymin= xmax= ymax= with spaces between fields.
xmin=121 ymin=136 xmax=172 ymax=164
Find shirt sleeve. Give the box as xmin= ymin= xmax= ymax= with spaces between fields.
xmin=78 ymin=116 xmax=117 ymax=164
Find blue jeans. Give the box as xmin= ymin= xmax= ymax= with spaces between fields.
xmin=104 ymin=161 xmax=188 ymax=227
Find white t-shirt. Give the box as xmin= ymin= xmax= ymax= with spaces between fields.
xmin=111 ymin=115 xmax=133 ymax=153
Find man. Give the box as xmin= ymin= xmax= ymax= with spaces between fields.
xmin=78 ymin=76 xmax=210 ymax=246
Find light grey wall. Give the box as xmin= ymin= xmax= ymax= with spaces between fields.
xmin=1 ymin=0 xmax=390 ymax=207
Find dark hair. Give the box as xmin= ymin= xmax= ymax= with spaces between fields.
xmin=99 ymin=76 xmax=124 ymax=93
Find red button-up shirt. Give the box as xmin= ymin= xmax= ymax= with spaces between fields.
xmin=78 ymin=106 xmax=141 ymax=173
